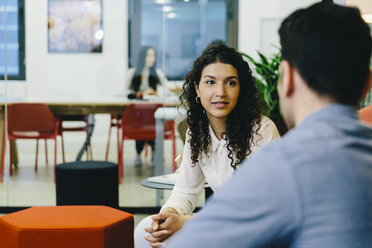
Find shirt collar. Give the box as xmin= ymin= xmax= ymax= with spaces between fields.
xmin=209 ymin=124 xmax=226 ymax=152
xmin=299 ymin=103 xmax=358 ymax=128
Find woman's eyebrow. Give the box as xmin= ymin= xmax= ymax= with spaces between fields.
xmin=203 ymin=75 xmax=238 ymax=79
xmin=226 ymin=76 xmax=238 ymax=80
xmin=204 ymin=75 xmax=216 ymax=79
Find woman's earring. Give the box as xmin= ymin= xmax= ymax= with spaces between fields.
xmin=195 ymin=96 xmax=201 ymax=103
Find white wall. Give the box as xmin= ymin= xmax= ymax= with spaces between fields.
xmin=4 ymin=0 xmax=348 ymax=99
xmin=238 ymin=0 xmax=323 ymax=59
xmin=5 ymin=0 xmax=127 ymax=99
xmin=346 ymin=0 xmax=372 ymax=14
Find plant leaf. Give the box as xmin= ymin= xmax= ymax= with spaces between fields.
xmin=257 ymin=51 xmax=269 ymax=65
xmin=240 ymin=49 xmax=282 ymax=120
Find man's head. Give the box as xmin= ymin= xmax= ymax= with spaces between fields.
xmin=278 ymin=2 xmax=371 ymax=127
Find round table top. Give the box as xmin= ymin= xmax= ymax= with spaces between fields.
xmin=140 ymin=178 xmax=210 ymax=190
xmin=140 ymin=178 xmax=174 ymax=190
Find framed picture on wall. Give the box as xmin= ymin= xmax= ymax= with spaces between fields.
xmin=48 ymin=0 xmax=103 ymax=53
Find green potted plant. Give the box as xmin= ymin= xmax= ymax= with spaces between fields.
xmin=241 ymin=51 xmax=288 ymax=135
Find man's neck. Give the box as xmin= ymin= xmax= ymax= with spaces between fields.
xmin=294 ymin=93 xmax=337 ymax=126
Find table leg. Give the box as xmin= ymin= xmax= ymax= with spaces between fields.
xmin=155 ymin=118 xmax=165 ymax=206
xmin=76 ymin=115 xmax=95 ymax=161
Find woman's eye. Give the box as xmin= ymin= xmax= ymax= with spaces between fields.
xmin=206 ymin=80 xmax=215 ymax=85
xmin=226 ymin=80 xmax=236 ymax=86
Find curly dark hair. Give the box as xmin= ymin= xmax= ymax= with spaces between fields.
xmin=180 ymin=44 xmax=262 ymax=169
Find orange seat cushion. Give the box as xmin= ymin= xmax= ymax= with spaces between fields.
xmin=0 ymin=206 xmax=134 ymax=248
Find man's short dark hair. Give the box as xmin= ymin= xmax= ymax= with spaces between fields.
xmin=279 ymin=2 xmax=371 ymax=105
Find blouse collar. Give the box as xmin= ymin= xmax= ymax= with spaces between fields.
xmin=209 ymin=124 xmax=226 ymax=152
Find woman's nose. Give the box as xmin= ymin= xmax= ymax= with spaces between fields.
xmin=215 ymin=82 xmax=226 ymax=97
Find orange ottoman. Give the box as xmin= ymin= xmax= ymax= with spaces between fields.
xmin=0 ymin=206 xmax=134 ymax=248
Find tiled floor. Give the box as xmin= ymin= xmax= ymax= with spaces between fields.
xmin=0 ymin=114 xmax=204 ymax=227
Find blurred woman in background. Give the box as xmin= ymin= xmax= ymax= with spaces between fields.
xmin=124 ymin=46 xmax=168 ymax=166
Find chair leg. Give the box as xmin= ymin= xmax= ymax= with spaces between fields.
xmin=35 ymin=139 xmax=39 ymax=172
xmin=118 ymin=139 xmax=123 ymax=184
xmin=116 ymin=122 xmax=120 ymax=162
xmin=45 ymin=140 xmax=48 ymax=165
xmin=105 ymin=123 xmax=112 ymax=161
xmin=60 ymin=134 xmax=65 ymax=163
xmin=9 ymin=140 xmax=13 ymax=176
xmin=144 ymin=142 xmax=149 ymax=158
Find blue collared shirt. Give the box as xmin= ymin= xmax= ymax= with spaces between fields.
xmin=166 ymin=104 xmax=372 ymax=248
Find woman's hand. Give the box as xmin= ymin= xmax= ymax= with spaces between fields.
xmin=136 ymin=91 xmax=143 ymax=99
xmin=144 ymin=213 xmax=193 ymax=247
xmin=170 ymin=86 xmax=182 ymax=95
xmin=143 ymin=87 xmax=158 ymax=96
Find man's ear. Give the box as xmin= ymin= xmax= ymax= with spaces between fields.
xmin=360 ymin=69 xmax=372 ymax=101
xmin=279 ymin=60 xmax=295 ymax=97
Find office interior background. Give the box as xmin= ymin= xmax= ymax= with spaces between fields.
xmin=0 ymin=0 xmax=371 ymax=215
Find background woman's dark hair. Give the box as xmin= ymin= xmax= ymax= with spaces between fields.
xmin=180 ymin=44 xmax=261 ymax=169
xmin=130 ymin=46 xmax=160 ymax=92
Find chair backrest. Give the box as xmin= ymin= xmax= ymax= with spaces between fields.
xmin=121 ymin=103 xmax=162 ymax=139
xmin=359 ymin=105 xmax=372 ymax=126
xmin=7 ymin=103 xmax=59 ymax=134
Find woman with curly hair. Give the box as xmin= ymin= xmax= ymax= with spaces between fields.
xmin=135 ymin=44 xmax=280 ymax=247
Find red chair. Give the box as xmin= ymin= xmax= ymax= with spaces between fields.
xmin=1 ymin=103 xmax=60 ymax=181
xmin=58 ymin=115 xmax=93 ymax=161
xmin=105 ymin=115 xmax=154 ymax=161
xmin=118 ymin=103 xmax=176 ymax=183
xmin=359 ymin=105 xmax=372 ymax=126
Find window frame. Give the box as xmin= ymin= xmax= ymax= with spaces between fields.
xmin=0 ymin=0 xmax=26 ymax=81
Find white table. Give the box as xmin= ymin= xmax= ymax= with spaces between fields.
xmin=154 ymin=107 xmax=185 ymax=206
xmin=141 ymin=177 xmax=212 ymax=205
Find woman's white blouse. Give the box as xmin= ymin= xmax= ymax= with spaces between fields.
xmin=161 ymin=116 xmax=280 ymax=216
xmin=123 ymin=68 xmax=170 ymax=97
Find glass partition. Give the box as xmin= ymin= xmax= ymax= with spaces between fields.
xmin=0 ymin=0 xmax=9 ymax=209
xmin=0 ymin=0 xmax=237 ymax=212
xmin=0 ymin=0 xmax=367 ymax=216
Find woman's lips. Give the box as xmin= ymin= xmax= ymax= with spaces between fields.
xmin=212 ymin=101 xmax=228 ymax=109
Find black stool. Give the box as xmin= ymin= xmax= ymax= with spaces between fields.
xmin=56 ymin=161 xmax=118 ymax=208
